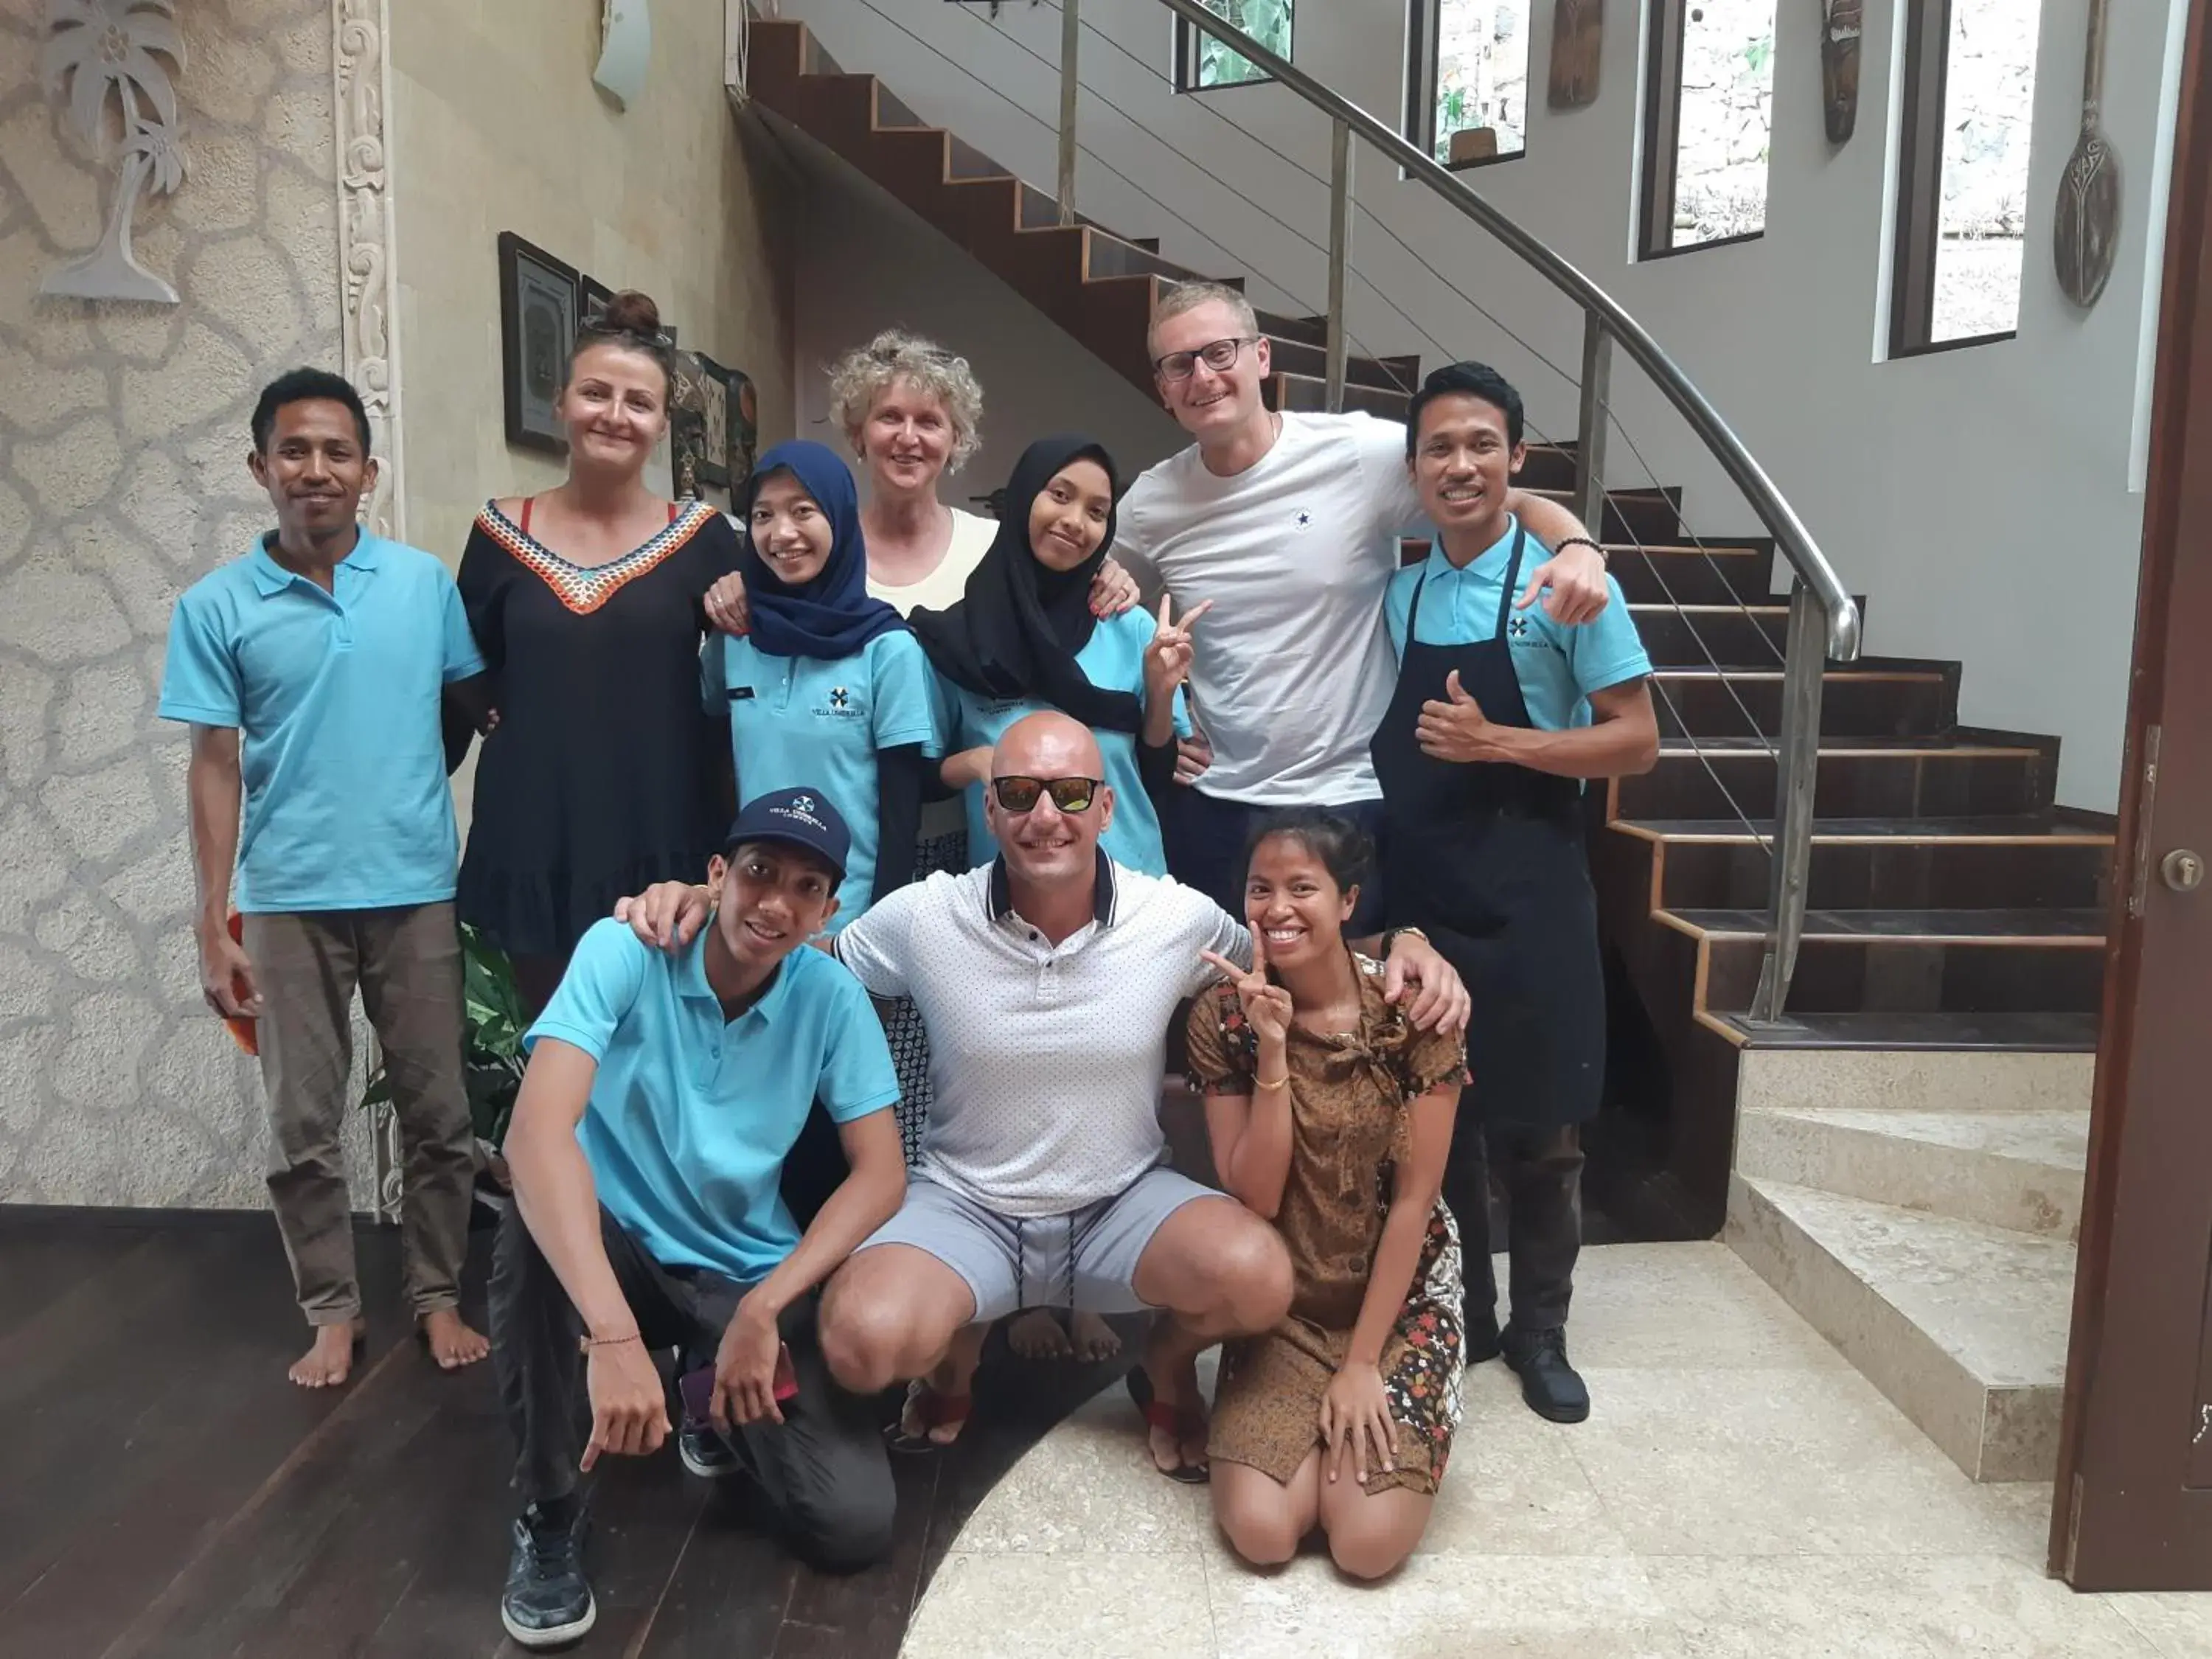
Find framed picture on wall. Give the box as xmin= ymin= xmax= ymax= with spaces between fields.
xmin=727 ymin=368 xmax=758 ymax=485
xmin=669 ymin=349 xmax=711 ymax=501
xmin=579 ymin=273 xmax=613 ymax=327
xmin=498 ymin=232 xmax=578 ymax=455
xmin=693 ymin=353 xmax=732 ymax=490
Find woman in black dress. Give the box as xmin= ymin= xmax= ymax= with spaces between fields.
xmin=456 ymin=291 xmax=740 ymax=1012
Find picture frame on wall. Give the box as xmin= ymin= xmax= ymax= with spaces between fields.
xmin=498 ymin=232 xmax=578 ymax=456
xmin=727 ymin=368 xmax=758 ymax=486
xmin=693 ymin=352 xmax=732 ymax=490
xmin=669 ymin=349 xmax=712 ymax=500
xmin=579 ymin=273 xmax=614 ymax=327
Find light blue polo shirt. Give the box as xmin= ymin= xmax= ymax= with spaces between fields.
xmin=156 ymin=531 xmax=484 ymax=913
xmin=1383 ymin=516 xmax=1652 ymax=732
xmin=934 ymin=608 xmax=1193 ymax=875
xmin=526 ymin=918 xmax=899 ymax=1284
xmin=700 ymin=630 xmax=942 ymax=930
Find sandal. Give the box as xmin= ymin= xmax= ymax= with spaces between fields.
xmin=1125 ymin=1365 xmax=1209 ymax=1484
xmin=886 ymin=1379 xmax=972 ymax=1454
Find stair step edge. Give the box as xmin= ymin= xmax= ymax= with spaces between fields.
xmin=1733 ymin=1176 xmax=2075 ymax=1387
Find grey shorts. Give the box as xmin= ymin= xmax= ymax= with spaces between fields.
xmin=855 ymin=1168 xmax=1217 ymax=1324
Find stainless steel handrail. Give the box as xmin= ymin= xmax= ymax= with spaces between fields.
xmin=1144 ymin=0 xmax=1858 ymax=662
xmin=1093 ymin=0 xmax=1853 ymax=1023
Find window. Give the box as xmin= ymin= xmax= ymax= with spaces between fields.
xmin=1891 ymin=0 xmax=2044 ymax=354
xmin=1174 ymin=0 xmax=1293 ymax=91
xmin=1405 ymin=0 xmax=1531 ymax=168
xmin=1639 ymin=0 xmax=1779 ymax=257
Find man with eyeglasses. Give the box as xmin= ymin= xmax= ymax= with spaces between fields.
xmin=1115 ymin=282 xmax=1615 ymax=930
xmin=613 ymin=710 xmax=1468 ymax=1480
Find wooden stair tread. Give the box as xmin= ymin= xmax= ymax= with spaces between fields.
xmin=1611 ymin=814 xmax=2113 ymax=845
xmin=1719 ymin=1009 xmax=2100 ymax=1051
xmin=1662 ymin=906 xmax=2107 ymax=944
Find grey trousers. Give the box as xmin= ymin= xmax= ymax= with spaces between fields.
xmin=241 ymin=902 xmax=477 ymax=1325
xmin=487 ymin=1204 xmax=896 ymax=1571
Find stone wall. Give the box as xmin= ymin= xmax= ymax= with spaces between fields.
xmin=0 ymin=0 xmax=347 ymax=1207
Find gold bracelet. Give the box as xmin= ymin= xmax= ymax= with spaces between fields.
xmin=1254 ymin=1073 xmax=1290 ymax=1091
xmin=579 ymin=1329 xmax=642 ymax=1354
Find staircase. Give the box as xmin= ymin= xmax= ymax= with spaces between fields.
xmin=737 ymin=11 xmax=2111 ymax=1484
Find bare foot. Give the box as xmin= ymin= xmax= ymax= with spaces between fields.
xmin=420 ymin=1307 xmax=490 ymax=1371
xmin=899 ymin=1331 xmax=986 ymax=1447
xmin=288 ymin=1318 xmax=366 ymax=1388
xmin=1136 ymin=1338 xmax=1208 ymax=1478
xmin=1068 ymin=1309 xmax=1122 ymax=1363
xmin=1006 ymin=1308 xmax=1074 ymax=1361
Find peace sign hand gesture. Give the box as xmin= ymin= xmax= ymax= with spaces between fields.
xmin=1144 ymin=594 xmax=1212 ymax=703
xmin=1200 ymin=931 xmax=1293 ymax=1049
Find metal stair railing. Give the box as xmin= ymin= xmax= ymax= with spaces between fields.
xmin=1090 ymin=0 xmax=1857 ymax=1023
xmin=735 ymin=0 xmax=1859 ymax=1023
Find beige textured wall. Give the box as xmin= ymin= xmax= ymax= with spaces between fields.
xmin=0 ymin=0 xmax=348 ymax=1206
xmin=389 ymin=0 xmax=796 ymax=563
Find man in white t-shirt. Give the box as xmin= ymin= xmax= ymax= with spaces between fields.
xmin=1113 ymin=282 xmax=1615 ymax=929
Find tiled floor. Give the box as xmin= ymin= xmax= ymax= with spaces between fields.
xmin=902 ymin=1242 xmax=2212 ymax=1659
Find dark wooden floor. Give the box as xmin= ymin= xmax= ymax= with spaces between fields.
xmin=0 ymin=1207 xmax=1133 ymax=1659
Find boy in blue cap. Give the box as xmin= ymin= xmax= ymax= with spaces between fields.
xmin=490 ymin=789 xmax=907 ymax=1649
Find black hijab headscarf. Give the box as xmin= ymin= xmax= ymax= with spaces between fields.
xmin=909 ymin=435 xmax=1141 ymax=734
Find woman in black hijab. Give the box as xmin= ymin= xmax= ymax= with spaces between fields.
xmin=911 ymin=436 xmax=1206 ymax=875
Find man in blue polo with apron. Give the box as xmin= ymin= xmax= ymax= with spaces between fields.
xmin=1372 ymin=362 xmax=1660 ymax=1423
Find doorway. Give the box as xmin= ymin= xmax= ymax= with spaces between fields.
xmin=2051 ymin=0 xmax=2212 ymax=1590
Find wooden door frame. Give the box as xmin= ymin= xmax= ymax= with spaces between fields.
xmin=2050 ymin=0 xmax=2212 ymax=1589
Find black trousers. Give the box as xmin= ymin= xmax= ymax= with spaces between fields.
xmin=488 ymin=1204 xmax=896 ymax=1571
xmin=1443 ymin=1111 xmax=1585 ymax=1337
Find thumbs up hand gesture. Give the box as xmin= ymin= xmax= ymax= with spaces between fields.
xmin=1416 ymin=670 xmax=1500 ymax=763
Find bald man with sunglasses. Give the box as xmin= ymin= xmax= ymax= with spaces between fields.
xmin=616 ymin=712 xmax=1467 ymax=1478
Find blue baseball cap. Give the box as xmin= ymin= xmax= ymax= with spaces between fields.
xmin=723 ymin=787 xmax=851 ymax=881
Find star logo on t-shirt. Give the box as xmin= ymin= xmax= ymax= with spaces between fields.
xmin=1293 ymin=509 xmax=1314 ymax=530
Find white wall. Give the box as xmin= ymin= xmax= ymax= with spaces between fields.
xmin=790 ymin=154 xmax=1184 ymax=507
xmin=772 ymin=0 xmax=2186 ymax=810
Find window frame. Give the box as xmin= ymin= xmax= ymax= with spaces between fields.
xmin=1402 ymin=0 xmax=1528 ymax=173
xmin=1637 ymin=0 xmax=1773 ymax=261
xmin=1172 ymin=2 xmax=1292 ymax=94
xmin=1888 ymin=0 xmax=2022 ymax=358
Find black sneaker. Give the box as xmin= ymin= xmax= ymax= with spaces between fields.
xmin=1502 ymin=1326 xmax=1590 ymax=1423
xmin=501 ymin=1499 xmax=594 ymax=1649
xmin=678 ymin=1415 xmax=742 ymax=1480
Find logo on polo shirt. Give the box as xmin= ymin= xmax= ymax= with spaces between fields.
xmin=812 ymin=686 xmax=861 ymax=719
xmin=829 ymin=686 xmax=849 ymax=709
xmin=1293 ymin=509 xmax=1314 ymax=531
xmin=1509 ymin=615 xmax=1533 ymax=641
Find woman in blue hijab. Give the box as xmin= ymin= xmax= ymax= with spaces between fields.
xmin=701 ymin=440 xmax=942 ymax=932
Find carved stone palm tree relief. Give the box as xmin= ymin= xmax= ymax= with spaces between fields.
xmin=40 ymin=0 xmax=189 ymax=304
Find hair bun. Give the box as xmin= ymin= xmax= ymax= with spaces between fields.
xmin=597 ymin=289 xmax=661 ymax=337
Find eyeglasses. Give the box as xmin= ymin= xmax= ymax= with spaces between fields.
xmin=990 ymin=775 xmax=1102 ymax=814
xmin=1152 ymin=336 xmax=1259 ymax=382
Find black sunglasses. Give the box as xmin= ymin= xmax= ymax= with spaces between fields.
xmin=990 ymin=775 xmax=1102 ymax=813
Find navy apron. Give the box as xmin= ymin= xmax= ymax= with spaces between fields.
xmin=1369 ymin=528 xmax=1606 ymax=1127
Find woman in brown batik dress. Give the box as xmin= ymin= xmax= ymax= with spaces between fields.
xmin=1188 ymin=809 xmax=1467 ymax=1581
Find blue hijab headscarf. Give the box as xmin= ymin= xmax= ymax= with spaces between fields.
xmin=736 ymin=439 xmax=905 ymax=659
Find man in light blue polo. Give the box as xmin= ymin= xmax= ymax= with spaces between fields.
xmin=490 ymin=789 xmax=906 ymax=1650
xmin=159 ymin=368 xmax=495 ymax=1390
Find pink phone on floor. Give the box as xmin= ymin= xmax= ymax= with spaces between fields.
xmin=680 ymin=1346 xmax=799 ymax=1419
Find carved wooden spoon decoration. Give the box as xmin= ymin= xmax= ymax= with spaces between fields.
xmin=2053 ymin=0 xmax=2120 ymax=308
